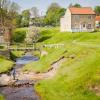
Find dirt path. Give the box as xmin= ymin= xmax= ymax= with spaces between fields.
xmin=16 ymin=56 xmax=66 ymax=81
xmin=0 ymin=56 xmax=66 ymax=86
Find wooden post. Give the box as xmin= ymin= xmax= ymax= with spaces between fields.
xmin=33 ymin=43 xmax=34 ymax=50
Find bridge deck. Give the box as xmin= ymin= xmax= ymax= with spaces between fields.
xmin=9 ymin=47 xmax=35 ymax=50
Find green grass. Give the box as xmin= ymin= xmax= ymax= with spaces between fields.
xmin=23 ymin=48 xmax=67 ymax=72
xmin=10 ymin=51 xmax=25 ymax=61
xmin=11 ymin=51 xmax=25 ymax=57
xmin=35 ymin=46 xmax=100 ymax=100
xmin=0 ymin=95 xmax=4 ymax=100
xmin=17 ymin=27 xmax=100 ymax=100
xmin=23 ymin=28 xmax=100 ymax=72
xmin=14 ymin=27 xmax=28 ymax=32
xmin=0 ymin=57 xmax=14 ymax=73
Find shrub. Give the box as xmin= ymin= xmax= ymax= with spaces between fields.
xmin=12 ymin=30 xmax=26 ymax=43
xmin=10 ymin=51 xmax=24 ymax=61
xmin=0 ymin=45 xmax=4 ymax=49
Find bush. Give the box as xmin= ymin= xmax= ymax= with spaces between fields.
xmin=0 ymin=94 xmax=4 ymax=100
xmin=0 ymin=45 xmax=4 ymax=49
xmin=10 ymin=51 xmax=17 ymax=61
xmin=12 ymin=30 xmax=26 ymax=43
xmin=10 ymin=51 xmax=25 ymax=61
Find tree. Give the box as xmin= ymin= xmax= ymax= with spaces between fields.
xmin=45 ymin=2 xmax=65 ymax=26
xmin=25 ymin=27 xmax=40 ymax=44
xmin=15 ymin=14 xmax=22 ymax=27
xmin=68 ymin=3 xmax=82 ymax=8
xmin=94 ymin=6 xmax=100 ymax=15
xmin=29 ymin=7 xmax=41 ymax=26
xmin=21 ymin=9 xmax=30 ymax=27
xmin=69 ymin=3 xmax=73 ymax=8
xmin=0 ymin=0 xmax=20 ymax=42
xmin=59 ymin=8 xmax=66 ymax=17
xmin=73 ymin=3 xmax=82 ymax=8
xmin=30 ymin=7 xmax=39 ymax=18
xmin=0 ymin=0 xmax=20 ymax=27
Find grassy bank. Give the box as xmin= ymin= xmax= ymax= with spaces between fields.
xmin=0 ymin=56 xmax=14 ymax=74
xmin=10 ymin=51 xmax=25 ymax=61
xmin=23 ymin=28 xmax=100 ymax=72
xmin=35 ymin=47 xmax=100 ymax=100
xmin=18 ymin=27 xmax=100 ymax=100
xmin=0 ymin=95 xmax=4 ymax=100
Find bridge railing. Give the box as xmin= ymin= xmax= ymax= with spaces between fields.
xmin=0 ymin=43 xmax=37 ymax=50
xmin=0 ymin=43 xmax=64 ymax=50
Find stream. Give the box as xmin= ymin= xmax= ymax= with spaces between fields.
xmin=0 ymin=54 xmax=39 ymax=100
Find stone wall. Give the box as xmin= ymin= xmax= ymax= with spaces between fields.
xmin=0 ymin=50 xmax=10 ymax=59
xmin=71 ymin=14 xmax=95 ymax=32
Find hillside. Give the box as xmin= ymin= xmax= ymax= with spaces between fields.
xmin=0 ymin=56 xmax=14 ymax=74
xmin=21 ymin=28 xmax=100 ymax=100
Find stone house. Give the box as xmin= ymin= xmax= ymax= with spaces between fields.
xmin=60 ymin=7 xmax=96 ymax=32
xmin=95 ymin=16 xmax=100 ymax=28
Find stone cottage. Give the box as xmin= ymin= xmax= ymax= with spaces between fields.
xmin=95 ymin=16 xmax=100 ymax=28
xmin=60 ymin=7 xmax=96 ymax=32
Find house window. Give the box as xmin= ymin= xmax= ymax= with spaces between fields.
xmin=74 ymin=15 xmax=79 ymax=20
xmin=88 ymin=16 xmax=92 ymax=19
xmin=87 ymin=24 xmax=91 ymax=29
xmin=83 ymin=24 xmax=85 ymax=28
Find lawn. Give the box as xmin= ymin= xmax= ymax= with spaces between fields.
xmin=0 ymin=95 xmax=4 ymax=100
xmin=0 ymin=56 xmax=14 ymax=74
xmin=35 ymin=48 xmax=100 ymax=100
xmin=20 ymin=27 xmax=100 ymax=100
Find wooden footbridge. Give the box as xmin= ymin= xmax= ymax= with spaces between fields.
xmin=0 ymin=43 xmax=64 ymax=51
xmin=0 ymin=43 xmax=40 ymax=51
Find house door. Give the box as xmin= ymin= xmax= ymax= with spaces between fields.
xmin=81 ymin=23 xmax=86 ymax=30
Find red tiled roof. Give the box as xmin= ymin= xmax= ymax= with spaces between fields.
xmin=96 ymin=16 xmax=100 ymax=21
xmin=69 ymin=7 xmax=95 ymax=14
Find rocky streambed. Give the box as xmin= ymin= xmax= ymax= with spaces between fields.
xmin=0 ymin=53 xmax=67 ymax=100
xmin=0 ymin=55 xmax=39 ymax=100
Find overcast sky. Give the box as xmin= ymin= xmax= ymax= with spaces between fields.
xmin=12 ymin=0 xmax=100 ymax=15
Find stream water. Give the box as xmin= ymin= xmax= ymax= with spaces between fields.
xmin=0 ymin=55 xmax=39 ymax=100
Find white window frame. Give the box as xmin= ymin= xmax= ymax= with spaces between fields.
xmin=88 ymin=16 xmax=92 ymax=19
xmin=87 ymin=24 xmax=92 ymax=29
xmin=74 ymin=15 xmax=80 ymax=20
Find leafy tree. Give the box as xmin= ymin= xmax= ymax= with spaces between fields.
xmin=94 ymin=6 xmax=100 ymax=15
xmin=0 ymin=0 xmax=20 ymax=27
xmin=73 ymin=3 xmax=82 ymax=8
xmin=29 ymin=7 xmax=41 ymax=26
xmin=21 ymin=9 xmax=30 ymax=27
xmin=15 ymin=14 xmax=22 ymax=28
xmin=30 ymin=7 xmax=39 ymax=18
xmin=25 ymin=27 xmax=40 ymax=44
xmin=0 ymin=0 xmax=20 ymax=42
xmin=45 ymin=3 xmax=65 ymax=26
xmin=59 ymin=8 xmax=66 ymax=17
xmin=69 ymin=3 xmax=73 ymax=8
xmin=69 ymin=3 xmax=82 ymax=8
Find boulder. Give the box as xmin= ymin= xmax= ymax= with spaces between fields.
xmin=0 ymin=74 xmax=13 ymax=86
xmin=41 ymin=50 xmax=48 ymax=57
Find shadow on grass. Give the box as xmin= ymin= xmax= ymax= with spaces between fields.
xmin=38 ymin=36 xmax=52 ymax=42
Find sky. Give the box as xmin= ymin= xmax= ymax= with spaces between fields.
xmin=12 ymin=0 xmax=100 ymax=15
